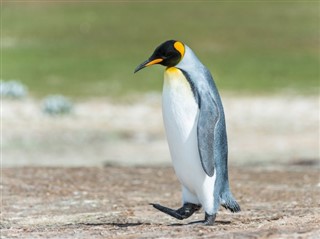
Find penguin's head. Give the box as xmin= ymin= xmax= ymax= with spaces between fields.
xmin=134 ymin=40 xmax=185 ymax=73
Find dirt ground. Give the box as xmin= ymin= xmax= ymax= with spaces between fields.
xmin=1 ymin=165 xmax=319 ymax=239
xmin=1 ymin=95 xmax=319 ymax=238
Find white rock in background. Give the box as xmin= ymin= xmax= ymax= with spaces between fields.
xmin=0 ymin=80 xmax=28 ymax=99
xmin=42 ymin=95 xmax=73 ymax=116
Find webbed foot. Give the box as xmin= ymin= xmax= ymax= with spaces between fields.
xmin=150 ymin=202 xmax=201 ymax=220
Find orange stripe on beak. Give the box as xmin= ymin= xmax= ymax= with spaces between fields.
xmin=145 ymin=58 xmax=163 ymax=66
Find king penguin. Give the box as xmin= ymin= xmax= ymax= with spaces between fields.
xmin=134 ymin=40 xmax=240 ymax=225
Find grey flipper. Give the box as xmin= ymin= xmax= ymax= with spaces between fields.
xmin=197 ymin=94 xmax=219 ymax=177
xmin=180 ymin=69 xmax=219 ymax=177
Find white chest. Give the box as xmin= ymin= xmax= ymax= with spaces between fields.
xmin=162 ymin=68 xmax=205 ymax=191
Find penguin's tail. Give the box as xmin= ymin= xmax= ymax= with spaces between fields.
xmin=220 ymin=191 xmax=241 ymax=213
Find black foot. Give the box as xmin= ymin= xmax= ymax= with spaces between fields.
xmin=150 ymin=203 xmax=201 ymax=220
xmin=204 ymin=213 xmax=216 ymax=226
xmin=189 ymin=213 xmax=216 ymax=226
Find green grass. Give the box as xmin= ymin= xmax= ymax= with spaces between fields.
xmin=2 ymin=2 xmax=319 ymax=98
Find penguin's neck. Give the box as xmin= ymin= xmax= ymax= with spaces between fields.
xmin=163 ymin=67 xmax=196 ymax=103
xmin=175 ymin=45 xmax=203 ymax=73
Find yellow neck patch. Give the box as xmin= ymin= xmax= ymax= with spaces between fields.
xmin=166 ymin=67 xmax=179 ymax=74
xmin=174 ymin=41 xmax=185 ymax=57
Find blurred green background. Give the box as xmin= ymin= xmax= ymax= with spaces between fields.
xmin=2 ymin=1 xmax=319 ymax=98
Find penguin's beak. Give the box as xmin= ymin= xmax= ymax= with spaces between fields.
xmin=134 ymin=58 xmax=163 ymax=73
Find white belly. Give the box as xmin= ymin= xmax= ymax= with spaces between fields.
xmin=162 ymin=67 xmax=214 ymax=200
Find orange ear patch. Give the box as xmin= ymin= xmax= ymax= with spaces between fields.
xmin=174 ymin=41 xmax=185 ymax=57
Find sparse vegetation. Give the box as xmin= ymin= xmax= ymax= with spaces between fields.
xmin=2 ymin=2 xmax=319 ymax=98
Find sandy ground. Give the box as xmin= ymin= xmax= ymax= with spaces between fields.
xmin=1 ymin=95 xmax=319 ymax=238
xmin=2 ymin=165 xmax=320 ymax=239
xmin=2 ymin=94 xmax=319 ymax=167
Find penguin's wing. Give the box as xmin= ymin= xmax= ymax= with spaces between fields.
xmin=197 ymin=92 xmax=219 ymax=177
xmin=180 ymin=68 xmax=219 ymax=177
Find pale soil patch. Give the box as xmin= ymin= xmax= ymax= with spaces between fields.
xmin=2 ymin=94 xmax=319 ymax=167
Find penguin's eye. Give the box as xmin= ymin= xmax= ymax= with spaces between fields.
xmin=165 ymin=53 xmax=173 ymax=58
xmin=166 ymin=51 xmax=177 ymax=58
